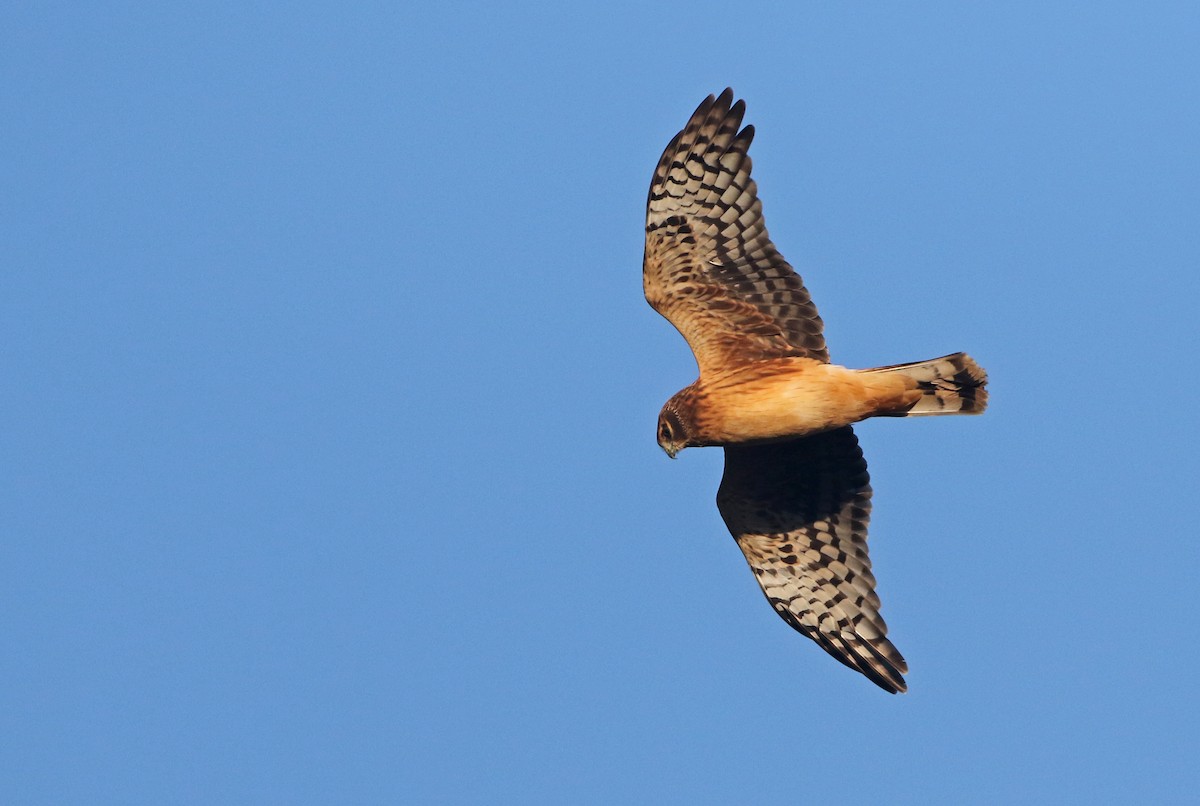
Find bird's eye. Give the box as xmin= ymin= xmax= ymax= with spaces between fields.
xmin=660 ymin=423 xmax=671 ymax=440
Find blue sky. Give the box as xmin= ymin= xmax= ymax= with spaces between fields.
xmin=3 ymin=2 xmax=1198 ymax=803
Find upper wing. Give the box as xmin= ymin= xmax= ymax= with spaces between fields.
xmin=644 ymin=89 xmax=828 ymax=376
xmin=716 ymin=427 xmax=907 ymax=693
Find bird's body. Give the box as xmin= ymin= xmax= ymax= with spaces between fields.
xmin=664 ymin=357 xmax=928 ymax=446
xmin=644 ymin=89 xmax=988 ymax=693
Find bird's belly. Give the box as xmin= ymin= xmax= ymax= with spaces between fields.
xmin=699 ymin=366 xmax=870 ymax=444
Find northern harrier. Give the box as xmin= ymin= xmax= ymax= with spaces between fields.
xmin=645 ymin=89 xmax=987 ymax=693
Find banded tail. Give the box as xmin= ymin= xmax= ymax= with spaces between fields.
xmin=865 ymin=352 xmax=988 ymax=416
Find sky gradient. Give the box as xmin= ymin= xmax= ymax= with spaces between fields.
xmin=4 ymin=2 xmax=1199 ymax=803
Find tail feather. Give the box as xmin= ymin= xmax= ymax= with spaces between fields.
xmin=866 ymin=352 xmax=988 ymax=416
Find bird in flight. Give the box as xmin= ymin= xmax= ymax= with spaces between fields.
xmin=644 ymin=89 xmax=988 ymax=693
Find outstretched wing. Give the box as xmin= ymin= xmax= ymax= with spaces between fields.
xmin=644 ymin=89 xmax=827 ymax=376
xmin=716 ymin=427 xmax=907 ymax=693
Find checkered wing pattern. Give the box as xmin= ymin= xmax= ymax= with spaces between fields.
xmin=644 ymin=89 xmax=828 ymax=375
xmin=717 ymin=428 xmax=907 ymax=693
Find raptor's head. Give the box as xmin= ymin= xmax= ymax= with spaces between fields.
xmin=656 ymin=403 xmax=691 ymax=459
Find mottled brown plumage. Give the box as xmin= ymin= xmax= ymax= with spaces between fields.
xmin=645 ymin=90 xmax=988 ymax=693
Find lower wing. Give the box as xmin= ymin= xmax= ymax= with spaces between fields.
xmin=716 ymin=427 xmax=908 ymax=693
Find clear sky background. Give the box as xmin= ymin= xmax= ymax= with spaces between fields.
xmin=4 ymin=2 xmax=1199 ymax=803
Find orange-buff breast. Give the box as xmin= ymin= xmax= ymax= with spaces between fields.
xmin=693 ymin=359 xmax=916 ymax=444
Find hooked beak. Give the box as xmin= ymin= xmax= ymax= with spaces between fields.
xmin=663 ymin=444 xmax=679 ymax=460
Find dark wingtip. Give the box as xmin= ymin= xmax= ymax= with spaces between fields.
xmin=853 ymin=637 xmax=909 ymax=694
xmin=820 ymin=631 xmax=908 ymax=693
xmin=739 ymin=122 xmax=755 ymax=147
